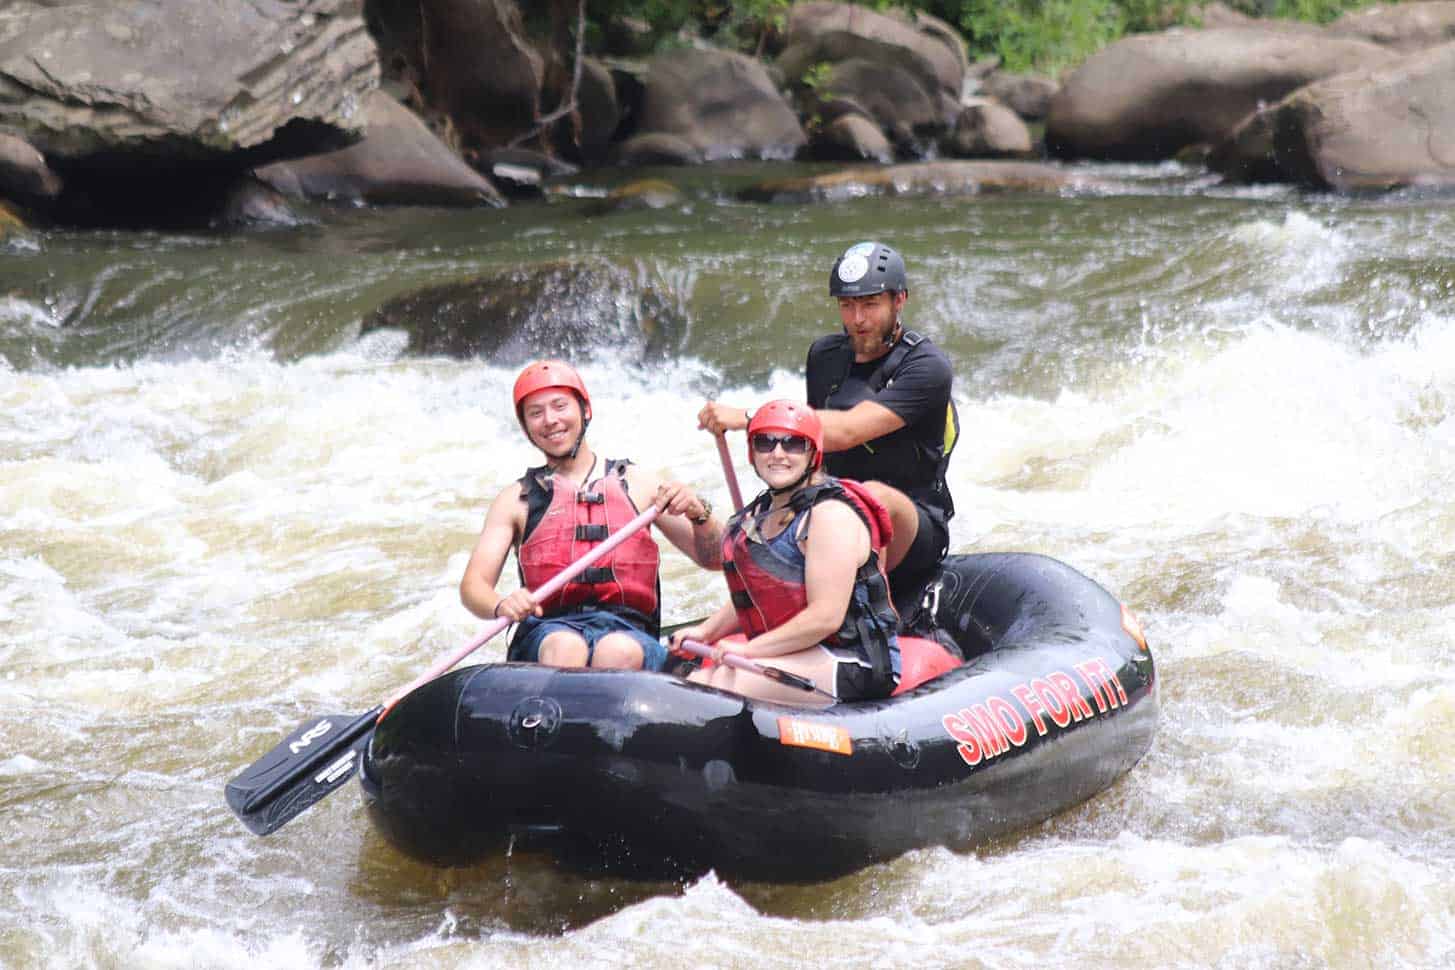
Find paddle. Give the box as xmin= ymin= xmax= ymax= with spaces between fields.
xmin=224 ymin=504 xmax=662 ymax=836
xmin=714 ymin=431 xmax=744 ymax=513
xmin=673 ymin=637 xmax=836 ymax=701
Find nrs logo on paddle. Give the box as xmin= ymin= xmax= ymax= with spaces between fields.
xmin=941 ymin=657 xmax=1129 ymax=768
xmin=289 ymin=720 xmax=333 ymax=755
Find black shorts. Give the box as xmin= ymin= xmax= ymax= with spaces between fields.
xmin=887 ymin=501 xmax=949 ymax=617
xmin=821 ymin=645 xmax=899 ymax=701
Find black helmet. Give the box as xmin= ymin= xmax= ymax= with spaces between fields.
xmin=829 ymin=241 xmax=908 ymax=297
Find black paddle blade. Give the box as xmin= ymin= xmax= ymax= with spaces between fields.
xmin=224 ymin=707 xmax=381 ymax=836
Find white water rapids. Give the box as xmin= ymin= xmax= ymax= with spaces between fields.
xmin=2 ymin=183 xmax=1454 ymax=968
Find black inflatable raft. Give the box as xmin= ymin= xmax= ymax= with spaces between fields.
xmin=359 ymin=552 xmax=1158 ymax=881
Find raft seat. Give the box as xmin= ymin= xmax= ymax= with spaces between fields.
xmin=892 ymin=635 xmax=962 ymax=695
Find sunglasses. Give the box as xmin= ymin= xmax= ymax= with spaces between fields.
xmin=750 ymin=433 xmax=811 ymax=455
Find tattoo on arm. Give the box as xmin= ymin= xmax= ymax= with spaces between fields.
xmin=692 ymin=523 xmax=723 ymax=569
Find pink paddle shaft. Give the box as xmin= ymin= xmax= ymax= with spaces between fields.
xmin=380 ymin=504 xmax=662 ymax=716
xmin=715 ymin=432 xmax=745 ymax=512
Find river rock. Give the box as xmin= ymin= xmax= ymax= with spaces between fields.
xmin=0 ymin=0 xmax=378 ymax=166
xmin=373 ymin=0 xmax=543 ymax=154
xmin=629 ymin=48 xmax=805 ymax=161
xmin=1208 ymin=107 xmax=1283 ymax=183
xmin=0 ymin=198 xmax=26 ymax=238
xmin=804 ymin=113 xmax=894 ymax=163
xmin=544 ymin=56 xmax=620 ymax=165
xmin=780 ymin=2 xmax=965 ymax=111
xmin=738 ymin=160 xmax=1105 ymax=203
xmin=359 ymin=258 xmax=687 ymax=360
xmin=981 ymin=71 xmax=1059 ymax=121
xmin=612 ymin=131 xmax=702 ymax=166
xmin=943 ymin=99 xmax=1033 ymax=158
xmin=806 ymin=57 xmax=947 ymax=155
xmin=0 ymin=132 xmax=62 ymax=206
xmin=1045 ymin=27 xmax=1397 ymax=160
xmin=1244 ymin=41 xmax=1455 ymax=190
xmin=1327 ymin=1 xmax=1455 ymax=52
xmin=213 ymin=176 xmax=303 ymax=228
xmin=253 ymin=90 xmax=504 ymax=207
xmin=589 ymin=178 xmax=684 ymax=214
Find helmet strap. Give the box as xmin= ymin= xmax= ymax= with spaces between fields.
xmin=567 ymin=398 xmax=590 ymax=459
xmin=766 ymin=454 xmax=818 ymax=496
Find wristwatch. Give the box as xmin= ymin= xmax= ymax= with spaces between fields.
xmin=689 ymin=496 xmax=713 ymax=525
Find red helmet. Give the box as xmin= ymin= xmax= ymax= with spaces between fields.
xmin=747 ymin=399 xmax=823 ymax=469
xmin=512 ymin=360 xmax=592 ymax=423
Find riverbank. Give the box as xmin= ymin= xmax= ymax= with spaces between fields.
xmin=5 ymin=0 xmax=1455 ymax=237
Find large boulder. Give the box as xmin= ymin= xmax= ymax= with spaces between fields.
xmin=1327 ymin=1 xmax=1455 ymax=52
xmin=809 ymin=57 xmax=947 ymax=154
xmin=365 ymin=0 xmax=542 ymax=154
xmin=1243 ymin=41 xmax=1455 ymax=190
xmin=626 ymin=48 xmax=805 ymax=161
xmin=1045 ymin=27 xmax=1397 ymax=160
xmin=0 ymin=0 xmax=378 ymax=166
xmin=545 ymin=56 xmax=620 ymax=165
xmin=358 ymin=258 xmax=688 ymax=360
xmin=779 ymin=2 xmax=964 ymax=114
xmin=254 ymin=90 xmax=504 ymax=206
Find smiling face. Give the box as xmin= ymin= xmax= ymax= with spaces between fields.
xmin=836 ymin=290 xmax=907 ymax=359
xmin=520 ymin=388 xmax=584 ymax=458
xmin=750 ymin=432 xmax=815 ymax=491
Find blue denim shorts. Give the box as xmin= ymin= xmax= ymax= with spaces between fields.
xmin=508 ymin=609 xmax=667 ymax=671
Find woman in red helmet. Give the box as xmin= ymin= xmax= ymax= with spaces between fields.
xmin=460 ymin=360 xmax=724 ymax=671
xmin=669 ymin=400 xmax=901 ymax=705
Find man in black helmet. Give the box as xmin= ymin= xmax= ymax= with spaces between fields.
xmin=698 ymin=241 xmax=957 ymax=620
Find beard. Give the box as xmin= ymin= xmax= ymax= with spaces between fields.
xmin=847 ymin=319 xmax=897 ymax=357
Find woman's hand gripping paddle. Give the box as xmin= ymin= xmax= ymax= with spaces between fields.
xmin=224 ymin=505 xmax=662 ymax=836
xmin=672 ymin=638 xmax=837 ymax=702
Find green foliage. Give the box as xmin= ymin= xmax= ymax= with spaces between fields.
xmin=801 ymin=61 xmax=834 ymax=90
xmin=956 ymin=0 xmax=1125 ymax=74
xmin=1232 ymin=0 xmax=1373 ymax=23
xmin=577 ymin=0 xmax=1379 ymax=75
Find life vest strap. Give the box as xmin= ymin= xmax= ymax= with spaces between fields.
xmin=578 ymin=566 xmax=614 ymax=585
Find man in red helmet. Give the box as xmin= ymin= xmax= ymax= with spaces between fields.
xmin=698 ymin=241 xmax=958 ymax=620
xmin=460 ymin=360 xmax=724 ymax=671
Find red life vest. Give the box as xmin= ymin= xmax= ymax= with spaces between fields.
xmin=517 ymin=459 xmax=659 ymax=622
xmin=721 ymin=478 xmax=898 ymax=676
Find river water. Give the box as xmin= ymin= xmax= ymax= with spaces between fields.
xmin=2 ymin=163 xmax=1453 ymax=969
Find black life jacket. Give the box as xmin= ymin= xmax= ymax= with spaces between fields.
xmin=805 ymin=330 xmax=958 ymax=520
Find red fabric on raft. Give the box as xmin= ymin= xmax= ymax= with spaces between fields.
xmin=892 ymin=636 xmax=961 ymax=695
